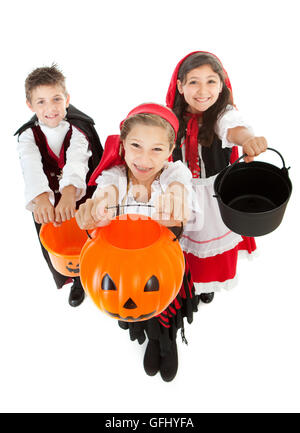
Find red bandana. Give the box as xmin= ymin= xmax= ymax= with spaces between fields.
xmin=166 ymin=51 xmax=233 ymax=109
xmin=165 ymin=51 xmax=239 ymax=172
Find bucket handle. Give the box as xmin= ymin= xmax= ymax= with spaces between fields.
xmin=216 ymin=147 xmax=288 ymax=196
xmin=85 ymin=204 xmax=183 ymax=242
xmin=86 ymin=230 xmax=92 ymax=239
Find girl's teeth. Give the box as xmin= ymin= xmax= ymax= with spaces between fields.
xmin=135 ymin=165 xmax=150 ymax=171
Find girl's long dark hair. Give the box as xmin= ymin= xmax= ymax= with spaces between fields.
xmin=173 ymin=53 xmax=233 ymax=148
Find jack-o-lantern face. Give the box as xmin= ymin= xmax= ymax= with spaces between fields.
xmin=79 ymin=215 xmax=185 ymax=322
xmin=66 ymin=261 xmax=80 ymax=274
xmin=101 ymin=274 xmax=159 ymax=321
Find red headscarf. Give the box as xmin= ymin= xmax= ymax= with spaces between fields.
xmin=165 ymin=51 xmax=238 ymax=177
xmin=89 ymin=103 xmax=179 ymax=186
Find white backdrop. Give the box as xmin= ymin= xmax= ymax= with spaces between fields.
xmin=1 ymin=0 xmax=299 ymax=413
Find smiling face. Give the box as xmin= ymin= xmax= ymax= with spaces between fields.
xmin=122 ymin=123 xmax=174 ymax=187
xmin=26 ymin=84 xmax=70 ymax=128
xmin=66 ymin=261 xmax=80 ymax=274
xmin=101 ymin=273 xmax=160 ymax=321
xmin=177 ymin=64 xmax=223 ymax=114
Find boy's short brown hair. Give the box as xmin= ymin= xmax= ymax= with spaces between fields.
xmin=25 ymin=64 xmax=67 ymax=102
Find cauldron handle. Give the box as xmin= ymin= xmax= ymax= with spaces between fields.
xmin=216 ymin=147 xmax=287 ymax=196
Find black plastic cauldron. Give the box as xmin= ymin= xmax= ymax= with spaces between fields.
xmin=214 ymin=148 xmax=292 ymax=237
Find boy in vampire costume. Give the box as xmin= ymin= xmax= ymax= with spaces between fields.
xmin=15 ymin=65 xmax=103 ymax=307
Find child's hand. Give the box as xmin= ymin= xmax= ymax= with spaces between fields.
xmin=227 ymin=127 xmax=268 ymax=163
xmin=75 ymin=197 xmax=115 ymax=230
xmin=33 ymin=192 xmax=55 ymax=224
xmin=55 ymin=185 xmax=76 ymax=226
xmin=153 ymin=183 xmax=190 ymax=227
xmin=75 ymin=186 xmax=118 ymax=230
xmin=242 ymin=136 xmax=268 ymax=163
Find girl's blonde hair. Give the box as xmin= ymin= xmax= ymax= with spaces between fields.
xmin=120 ymin=113 xmax=175 ymax=149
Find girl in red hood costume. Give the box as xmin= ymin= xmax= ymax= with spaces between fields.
xmin=78 ymin=103 xmax=202 ymax=382
xmin=166 ymin=51 xmax=267 ymax=299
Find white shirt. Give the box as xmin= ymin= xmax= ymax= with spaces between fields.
xmin=17 ymin=119 xmax=92 ymax=211
xmin=215 ymin=105 xmax=254 ymax=148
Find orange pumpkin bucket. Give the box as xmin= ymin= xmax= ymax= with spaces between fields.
xmin=40 ymin=217 xmax=88 ymax=277
xmin=79 ymin=214 xmax=185 ymax=322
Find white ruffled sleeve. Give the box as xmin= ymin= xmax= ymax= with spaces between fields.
xmin=17 ymin=128 xmax=54 ymax=211
xmin=59 ymin=125 xmax=92 ymax=201
xmin=159 ymin=160 xmax=192 ymax=192
xmin=93 ymin=165 xmax=127 ymax=201
xmin=215 ymin=105 xmax=254 ymax=148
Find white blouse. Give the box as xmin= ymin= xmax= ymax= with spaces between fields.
xmin=17 ymin=120 xmax=92 ymax=211
xmin=93 ymin=161 xmax=203 ymax=228
xmin=215 ymin=105 xmax=254 ymax=148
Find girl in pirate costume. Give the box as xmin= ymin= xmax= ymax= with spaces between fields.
xmin=166 ymin=51 xmax=268 ymax=301
xmin=76 ymin=103 xmax=203 ymax=382
xmin=15 ymin=65 xmax=103 ymax=307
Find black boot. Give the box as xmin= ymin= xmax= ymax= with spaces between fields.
xmin=160 ymin=340 xmax=178 ymax=382
xmin=68 ymin=278 xmax=85 ymax=307
xmin=143 ymin=339 xmax=160 ymax=376
xmin=199 ymin=292 xmax=215 ymax=304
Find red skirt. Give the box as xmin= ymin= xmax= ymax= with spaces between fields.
xmin=185 ymin=236 xmax=256 ymax=283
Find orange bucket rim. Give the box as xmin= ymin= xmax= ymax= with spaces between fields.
xmin=87 ymin=218 xmax=171 ymax=253
xmin=40 ymin=223 xmax=86 ymax=260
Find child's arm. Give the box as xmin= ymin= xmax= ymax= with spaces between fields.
xmin=58 ymin=126 xmax=92 ymax=203
xmin=153 ymin=161 xmax=195 ymax=227
xmin=76 ymin=185 xmax=119 ymax=230
xmin=54 ymin=185 xmax=76 ymax=225
xmin=76 ymin=165 xmax=126 ymax=229
xmin=33 ymin=192 xmax=55 ymax=224
xmin=17 ymin=129 xmax=54 ymax=212
xmin=54 ymin=126 xmax=92 ymax=224
xmin=227 ymin=126 xmax=267 ymax=163
xmin=154 ymin=181 xmax=190 ymax=227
